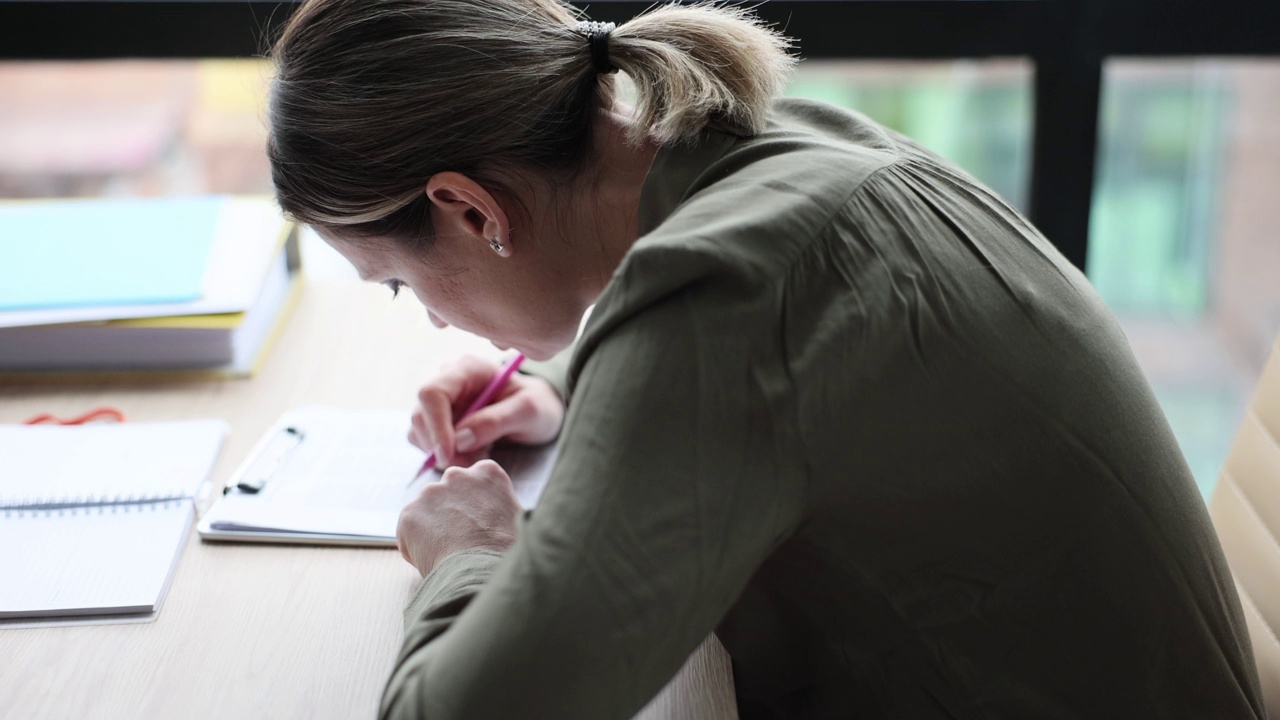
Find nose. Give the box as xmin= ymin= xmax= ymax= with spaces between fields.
xmin=427 ymin=310 xmax=448 ymax=329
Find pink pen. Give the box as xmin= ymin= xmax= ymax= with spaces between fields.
xmin=410 ymin=352 xmax=526 ymax=483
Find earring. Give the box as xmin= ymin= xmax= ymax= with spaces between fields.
xmin=489 ymin=237 xmax=505 ymax=254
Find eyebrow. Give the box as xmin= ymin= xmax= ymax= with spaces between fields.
xmin=355 ymin=266 xmax=384 ymax=283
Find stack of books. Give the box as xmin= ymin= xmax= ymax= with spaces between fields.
xmin=0 ymin=195 xmax=300 ymax=381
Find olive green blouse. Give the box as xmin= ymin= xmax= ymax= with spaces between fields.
xmin=379 ymin=98 xmax=1263 ymax=719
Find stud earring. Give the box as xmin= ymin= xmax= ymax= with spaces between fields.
xmin=489 ymin=237 xmax=505 ymax=254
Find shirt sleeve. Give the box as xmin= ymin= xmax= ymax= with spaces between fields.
xmin=379 ymin=279 xmax=807 ymax=719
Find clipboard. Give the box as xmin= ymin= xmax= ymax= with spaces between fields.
xmin=197 ymin=405 xmax=555 ymax=547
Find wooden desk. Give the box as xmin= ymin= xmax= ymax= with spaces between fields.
xmin=0 ymin=238 xmax=737 ymax=720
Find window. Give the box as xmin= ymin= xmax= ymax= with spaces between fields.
xmin=0 ymin=60 xmax=272 ymax=199
xmin=1092 ymin=59 xmax=1280 ymax=496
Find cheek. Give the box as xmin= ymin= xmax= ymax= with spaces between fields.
xmin=408 ymin=274 xmax=495 ymax=334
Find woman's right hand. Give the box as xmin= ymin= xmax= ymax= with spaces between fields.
xmin=409 ymin=355 xmax=566 ymax=469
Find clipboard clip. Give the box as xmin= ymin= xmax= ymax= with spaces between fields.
xmin=225 ymin=426 xmax=305 ymax=494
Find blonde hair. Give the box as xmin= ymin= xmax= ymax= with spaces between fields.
xmin=268 ymin=0 xmax=794 ymax=243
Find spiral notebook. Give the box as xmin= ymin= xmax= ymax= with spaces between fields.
xmin=0 ymin=420 xmax=227 ymax=626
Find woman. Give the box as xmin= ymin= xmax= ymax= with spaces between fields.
xmin=267 ymin=1 xmax=1264 ymax=717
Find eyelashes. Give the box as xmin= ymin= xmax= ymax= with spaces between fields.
xmin=384 ymin=280 xmax=404 ymax=298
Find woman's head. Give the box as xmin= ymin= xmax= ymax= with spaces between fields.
xmin=267 ymin=0 xmax=794 ymax=356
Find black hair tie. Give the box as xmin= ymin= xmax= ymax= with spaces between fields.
xmin=575 ymin=21 xmax=617 ymax=75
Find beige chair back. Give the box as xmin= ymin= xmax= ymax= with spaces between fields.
xmin=1210 ymin=334 xmax=1280 ymax=716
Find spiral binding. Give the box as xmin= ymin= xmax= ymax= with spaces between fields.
xmin=0 ymin=493 xmax=191 ymax=518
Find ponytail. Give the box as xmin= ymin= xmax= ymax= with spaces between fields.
xmin=609 ymin=3 xmax=796 ymax=144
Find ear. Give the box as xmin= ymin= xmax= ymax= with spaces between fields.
xmin=424 ymin=172 xmax=512 ymax=257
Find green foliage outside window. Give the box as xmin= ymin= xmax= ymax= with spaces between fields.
xmin=786 ymin=62 xmax=1226 ymax=319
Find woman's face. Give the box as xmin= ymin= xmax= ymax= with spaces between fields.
xmin=322 ymin=229 xmax=581 ymax=362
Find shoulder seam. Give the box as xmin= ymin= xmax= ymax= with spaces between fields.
xmin=771 ymin=157 xmax=904 ymax=278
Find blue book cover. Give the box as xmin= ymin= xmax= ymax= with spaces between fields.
xmin=0 ymin=196 xmax=222 ymax=311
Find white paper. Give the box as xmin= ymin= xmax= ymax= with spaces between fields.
xmin=0 ymin=503 xmax=193 ymax=619
xmin=0 ymin=420 xmax=229 ymax=506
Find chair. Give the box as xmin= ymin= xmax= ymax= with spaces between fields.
xmin=1210 ymin=333 xmax=1280 ymax=716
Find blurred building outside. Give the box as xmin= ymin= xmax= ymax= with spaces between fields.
xmin=1 ymin=57 xmax=1276 ymax=499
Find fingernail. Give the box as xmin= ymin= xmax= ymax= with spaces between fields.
xmin=455 ymin=428 xmax=477 ymax=452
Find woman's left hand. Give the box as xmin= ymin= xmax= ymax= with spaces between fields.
xmin=397 ymin=459 xmax=521 ymax=577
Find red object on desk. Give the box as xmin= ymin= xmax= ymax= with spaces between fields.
xmin=23 ymin=407 xmax=127 ymax=425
